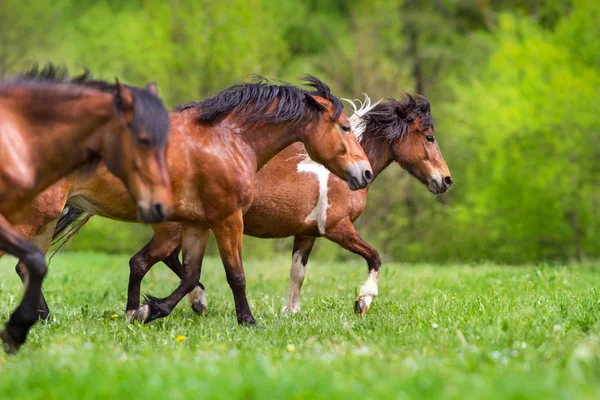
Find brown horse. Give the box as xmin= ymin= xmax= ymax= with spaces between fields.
xmin=57 ymin=92 xmax=451 ymax=319
xmin=0 ymin=65 xmax=172 ymax=353
xmin=7 ymin=76 xmax=372 ymax=327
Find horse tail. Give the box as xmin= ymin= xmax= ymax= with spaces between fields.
xmin=50 ymin=206 xmax=93 ymax=258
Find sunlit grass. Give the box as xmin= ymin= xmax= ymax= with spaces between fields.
xmin=0 ymin=253 xmax=599 ymax=399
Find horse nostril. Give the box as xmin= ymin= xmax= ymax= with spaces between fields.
xmin=154 ymin=204 xmax=164 ymax=220
xmin=364 ymin=169 xmax=373 ymax=181
xmin=444 ymin=176 xmax=453 ymax=187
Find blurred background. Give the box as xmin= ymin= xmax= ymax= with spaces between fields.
xmin=2 ymin=0 xmax=598 ymax=264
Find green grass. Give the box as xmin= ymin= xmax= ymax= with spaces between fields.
xmin=0 ymin=253 xmax=599 ymax=399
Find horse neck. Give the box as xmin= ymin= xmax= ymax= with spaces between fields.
xmin=237 ymin=121 xmax=300 ymax=171
xmin=22 ymin=91 xmax=116 ymax=187
xmin=359 ymin=130 xmax=394 ymax=181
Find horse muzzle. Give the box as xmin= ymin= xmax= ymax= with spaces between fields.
xmin=346 ymin=161 xmax=373 ymax=191
xmin=428 ymin=175 xmax=453 ymax=194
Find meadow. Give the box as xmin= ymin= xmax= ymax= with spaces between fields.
xmin=0 ymin=252 xmax=599 ymax=399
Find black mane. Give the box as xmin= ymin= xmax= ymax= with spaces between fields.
xmin=1 ymin=63 xmax=169 ymax=145
xmin=3 ymin=63 xmax=115 ymax=93
xmin=174 ymin=75 xmax=342 ymax=127
xmin=362 ymin=93 xmax=433 ymax=142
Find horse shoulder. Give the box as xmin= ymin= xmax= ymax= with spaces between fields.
xmin=0 ymin=112 xmax=36 ymax=193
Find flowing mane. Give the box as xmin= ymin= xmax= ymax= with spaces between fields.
xmin=0 ymin=63 xmax=169 ymax=145
xmin=174 ymin=75 xmax=342 ymax=128
xmin=1 ymin=63 xmax=114 ymax=93
xmin=351 ymin=93 xmax=433 ymax=143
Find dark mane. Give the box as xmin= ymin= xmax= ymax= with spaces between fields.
xmin=362 ymin=93 xmax=433 ymax=142
xmin=2 ymin=63 xmax=115 ymax=93
xmin=1 ymin=63 xmax=169 ymax=144
xmin=174 ymin=75 xmax=342 ymax=127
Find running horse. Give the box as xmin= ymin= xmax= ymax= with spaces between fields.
xmin=58 ymin=92 xmax=452 ymax=318
xmin=6 ymin=76 xmax=372 ymax=326
xmin=0 ymin=65 xmax=173 ymax=353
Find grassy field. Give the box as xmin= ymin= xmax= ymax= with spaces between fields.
xmin=0 ymin=252 xmax=599 ymax=399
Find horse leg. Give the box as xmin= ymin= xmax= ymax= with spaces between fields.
xmin=281 ymin=235 xmax=316 ymax=315
xmin=11 ymin=179 xmax=70 ymax=321
xmin=129 ymin=223 xmax=209 ymax=324
xmin=14 ymin=217 xmax=60 ymax=321
xmin=156 ymin=244 xmax=207 ymax=315
xmin=125 ymin=222 xmax=181 ymax=320
xmin=0 ymin=214 xmax=48 ymax=354
xmin=212 ymin=211 xmax=255 ymax=325
xmin=324 ymin=217 xmax=382 ymax=316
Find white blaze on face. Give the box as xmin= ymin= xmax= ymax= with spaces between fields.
xmin=297 ymin=158 xmax=330 ymax=235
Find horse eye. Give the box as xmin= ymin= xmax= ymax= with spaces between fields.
xmin=426 ymin=135 xmax=435 ymax=143
xmin=340 ymin=125 xmax=351 ymax=133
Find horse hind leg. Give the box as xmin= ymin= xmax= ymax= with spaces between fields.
xmin=281 ymin=235 xmax=316 ymax=315
xmin=324 ymin=217 xmax=382 ymax=316
xmin=0 ymin=214 xmax=48 ymax=354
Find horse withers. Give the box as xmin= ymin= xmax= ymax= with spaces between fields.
xmin=0 ymin=65 xmax=173 ymax=353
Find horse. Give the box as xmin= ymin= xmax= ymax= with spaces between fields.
xmin=5 ymin=76 xmax=372 ymax=327
xmin=0 ymin=64 xmax=173 ymax=353
xmin=56 ymin=91 xmax=452 ymax=319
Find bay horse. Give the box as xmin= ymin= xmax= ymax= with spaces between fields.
xmin=0 ymin=64 xmax=172 ymax=353
xmin=6 ymin=76 xmax=372 ymax=327
xmin=57 ymin=92 xmax=451 ymax=319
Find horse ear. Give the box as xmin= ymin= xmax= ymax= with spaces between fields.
xmin=115 ymin=78 xmax=134 ymax=111
xmin=304 ymin=93 xmax=326 ymax=112
xmin=145 ymin=81 xmax=158 ymax=96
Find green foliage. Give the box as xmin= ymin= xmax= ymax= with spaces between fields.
xmin=2 ymin=254 xmax=600 ymax=398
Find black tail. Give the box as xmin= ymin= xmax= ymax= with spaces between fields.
xmin=50 ymin=206 xmax=93 ymax=257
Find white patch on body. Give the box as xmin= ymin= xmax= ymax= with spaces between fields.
xmin=357 ymin=269 xmax=379 ymax=310
xmin=297 ymin=159 xmax=330 ymax=235
xmin=281 ymin=250 xmax=306 ymax=315
xmin=296 ymin=94 xmax=382 ymax=233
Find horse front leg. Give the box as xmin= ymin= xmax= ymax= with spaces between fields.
xmin=129 ymin=223 xmax=209 ymax=324
xmin=14 ymin=216 xmax=61 ymax=321
xmin=324 ymin=217 xmax=382 ymax=316
xmin=0 ymin=213 xmax=48 ymax=354
xmin=160 ymin=247 xmax=208 ymax=315
xmin=281 ymin=235 xmax=316 ymax=315
xmin=212 ymin=211 xmax=255 ymax=325
xmin=125 ymin=222 xmax=181 ymax=320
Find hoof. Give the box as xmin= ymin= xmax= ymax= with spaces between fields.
xmin=187 ymin=286 xmax=207 ymax=315
xmin=281 ymin=305 xmax=300 ymax=316
xmin=38 ymin=310 xmax=51 ymax=323
xmin=0 ymin=329 xmax=21 ymax=355
xmin=354 ymin=297 xmax=370 ymax=316
xmin=127 ymin=305 xmax=150 ymax=324
xmin=237 ymin=315 xmax=256 ymax=326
